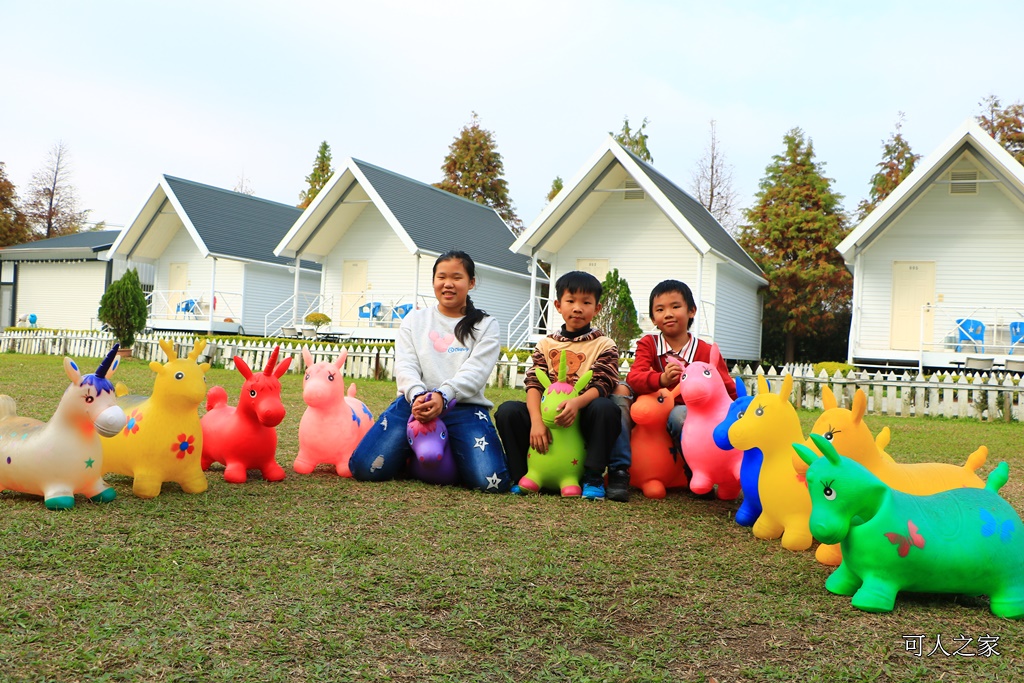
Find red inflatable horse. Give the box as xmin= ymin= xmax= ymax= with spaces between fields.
xmin=201 ymin=346 xmax=292 ymax=483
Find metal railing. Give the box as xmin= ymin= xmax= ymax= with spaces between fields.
xmin=148 ymin=289 xmax=242 ymax=322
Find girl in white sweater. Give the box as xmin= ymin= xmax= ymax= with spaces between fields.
xmin=349 ymin=251 xmax=511 ymax=492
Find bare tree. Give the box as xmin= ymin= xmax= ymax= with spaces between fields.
xmin=691 ymin=120 xmax=739 ymax=232
xmin=234 ymin=171 xmax=255 ymax=195
xmin=25 ymin=141 xmax=89 ymax=239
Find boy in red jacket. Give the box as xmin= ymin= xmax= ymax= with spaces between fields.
xmin=610 ymin=279 xmax=737 ymax=486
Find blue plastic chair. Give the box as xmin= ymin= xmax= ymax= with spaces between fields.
xmin=955 ymin=318 xmax=985 ymax=353
xmin=358 ymin=302 xmax=382 ymax=320
xmin=391 ymin=303 xmax=414 ymax=320
xmin=176 ymin=299 xmax=199 ymax=317
xmin=1009 ymin=322 xmax=1024 ymax=355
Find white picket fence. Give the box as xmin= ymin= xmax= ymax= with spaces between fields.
xmin=2 ymin=330 xmax=1021 ymax=422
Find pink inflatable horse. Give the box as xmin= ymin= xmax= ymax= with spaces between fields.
xmin=294 ymin=348 xmax=373 ymax=477
xmin=201 ymin=346 xmax=292 ymax=483
xmin=672 ymin=344 xmax=742 ymax=499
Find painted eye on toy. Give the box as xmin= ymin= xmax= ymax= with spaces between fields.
xmin=823 ymin=426 xmax=839 ymax=441
xmin=681 ymin=373 xmax=687 ymax=381
xmin=440 ymin=430 xmax=447 ymax=440
xmin=407 ymin=436 xmax=414 ymax=445
xmin=249 ymin=389 xmax=257 ymax=397
xmin=175 ymin=372 xmax=184 ymax=380
xmin=657 ymin=395 xmax=665 ymax=403
xmin=305 ymin=374 xmax=310 ymax=380
xmin=736 ymin=411 xmax=745 ymax=419
xmin=85 ymin=395 xmax=94 ymax=403
xmin=755 ymin=406 xmax=764 ymax=416
xmin=823 ymin=482 xmax=836 ymax=500
xmin=328 ymin=373 xmax=335 ymax=381
xmin=703 ymin=369 xmax=712 ymax=377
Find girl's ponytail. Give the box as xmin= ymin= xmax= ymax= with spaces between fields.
xmin=455 ymin=294 xmax=487 ymax=345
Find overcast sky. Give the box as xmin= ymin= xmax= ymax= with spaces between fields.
xmin=4 ymin=0 xmax=1023 ymax=232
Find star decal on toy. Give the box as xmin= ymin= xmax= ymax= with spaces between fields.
xmin=475 ymin=410 xmax=487 ymax=420
xmin=486 ymin=473 xmax=501 ymax=490
xmin=474 ymin=436 xmax=488 ymax=451
xmin=84 ymin=458 xmax=95 ymax=469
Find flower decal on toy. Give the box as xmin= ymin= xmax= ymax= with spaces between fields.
xmin=172 ymin=433 xmax=196 ymax=459
xmin=124 ymin=409 xmax=143 ymax=435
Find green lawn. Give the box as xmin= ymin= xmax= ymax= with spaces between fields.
xmin=1 ymin=353 xmax=1023 ymax=682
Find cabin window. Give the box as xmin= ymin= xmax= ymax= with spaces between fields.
xmin=624 ymin=178 xmax=644 ymax=200
xmin=949 ymin=170 xmax=978 ymax=195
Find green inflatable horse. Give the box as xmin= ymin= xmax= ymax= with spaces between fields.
xmin=795 ymin=433 xmax=1024 ymax=619
xmin=517 ymin=350 xmax=593 ymax=497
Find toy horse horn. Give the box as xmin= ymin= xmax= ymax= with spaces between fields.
xmin=95 ymin=345 xmax=120 ymax=378
xmin=557 ymin=350 xmax=568 ymax=383
xmin=264 ymin=346 xmax=281 ymax=375
xmin=187 ymin=338 xmax=208 ymax=362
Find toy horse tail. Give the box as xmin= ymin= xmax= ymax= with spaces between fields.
xmin=206 ymin=386 xmax=229 ymax=411
xmin=985 ymin=461 xmax=1009 ymax=493
xmin=0 ymin=395 xmax=16 ymax=419
xmin=348 ymin=384 xmax=358 ymax=398
xmin=965 ymin=445 xmax=988 ymax=473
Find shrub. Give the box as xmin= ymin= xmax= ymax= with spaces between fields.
xmin=97 ymin=268 xmax=148 ymax=349
xmin=304 ymin=312 xmax=331 ymax=330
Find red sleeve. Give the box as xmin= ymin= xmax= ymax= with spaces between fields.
xmin=716 ymin=353 xmax=738 ymax=401
xmin=626 ymin=336 xmax=663 ymax=395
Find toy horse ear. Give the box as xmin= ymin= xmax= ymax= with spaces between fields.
xmin=780 ymin=373 xmax=793 ymax=400
xmin=535 ymin=367 xmax=551 ymax=389
xmin=573 ymin=370 xmax=594 ymax=395
xmin=756 ymin=373 xmax=769 ymax=395
xmin=159 ymin=339 xmax=177 ymax=362
xmin=302 ymin=347 xmax=313 ymax=369
xmin=793 ymin=442 xmax=818 ymax=467
xmin=709 ymin=343 xmax=723 ymax=368
xmin=670 ymin=382 xmax=682 ymax=398
xmin=274 ymin=355 xmax=293 ymax=378
xmin=235 ymin=356 xmax=253 ymax=379
xmin=63 ymin=356 xmax=82 ymax=384
xmin=334 ymin=349 xmax=347 ymax=370
xmin=733 ymin=376 xmax=746 ymax=399
xmin=809 ymin=432 xmax=841 ymax=465
xmin=852 ymin=389 xmax=867 ymax=424
xmin=822 ymin=385 xmax=837 ymax=410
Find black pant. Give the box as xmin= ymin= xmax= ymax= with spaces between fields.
xmin=494 ymin=397 xmax=622 ymax=483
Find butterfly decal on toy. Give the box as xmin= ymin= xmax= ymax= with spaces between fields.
xmin=884 ymin=519 xmax=925 ymax=558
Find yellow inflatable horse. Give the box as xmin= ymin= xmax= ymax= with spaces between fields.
xmin=802 ymin=386 xmax=987 ymax=494
xmin=102 ymin=339 xmax=212 ymax=498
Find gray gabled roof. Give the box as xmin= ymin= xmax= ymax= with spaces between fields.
xmin=352 ymin=159 xmax=531 ymax=275
xmin=1 ymin=229 xmax=120 ymax=253
xmin=622 ymin=149 xmax=763 ymax=278
xmin=164 ymin=175 xmax=320 ymax=270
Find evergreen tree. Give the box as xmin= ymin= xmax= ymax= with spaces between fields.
xmin=298 ymin=141 xmax=334 ymax=209
xmin=739 ymin=128 xmax=851 ymax=364
xmin=856 ymin=113 xmax=921 ymax=221
xmin=97 ymin=268 xmax=149 ymax=349
xmin=977 ymin=95 xmax=1024 ymax=165
xmin=0 ymin=162 xmax=31 ymax=247
xmin=435 ymin=112 xmax=522 ymax=232
xmin=24 ymin=141 xmax=89 ymax=239
xmin=612 ymin=117 xmax=653 ymax=162
xmin=594 ymin=269 xmax=642 ymax=352
xmin=546 ymin=176 xmax=563 ymax=202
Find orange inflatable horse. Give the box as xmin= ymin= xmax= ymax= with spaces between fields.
xmin=629 ymin=385 xmax=688 ymax=499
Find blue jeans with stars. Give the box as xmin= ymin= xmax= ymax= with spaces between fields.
xmin=350 ymin=396 xmax=511 ymax=493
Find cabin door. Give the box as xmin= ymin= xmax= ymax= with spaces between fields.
xmin=168 ymin=262 xmax=188 ymax=314
xmin=340 ymin=259 xmax=368 ymax=325
xmin=890 ymin=261 xmax=935 ymax=351
xmin=576 ymin=258 xmax=609 ymax=282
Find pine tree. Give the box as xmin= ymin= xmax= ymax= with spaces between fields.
xmin=977 ymin=95 xmax=1024 ymax=165
xmin=856 ymin=113 xmax=921 ymax=221
xmin=0 ymin=162 xmax=31 ymax=247
xmin=594 ymin=269 xmax=642 ymax=352
xmin=739 ymin=128 xmax=851 ymax=364
xmin=612 ymin=117 xmax=653 ymax=162
xmin=298 ymin=141 xmax=334 ymax=209
xmin=97 ymin=268 xmax=149 ymax=349
xmin=435 ymin=113 xmax=522 ymax=232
